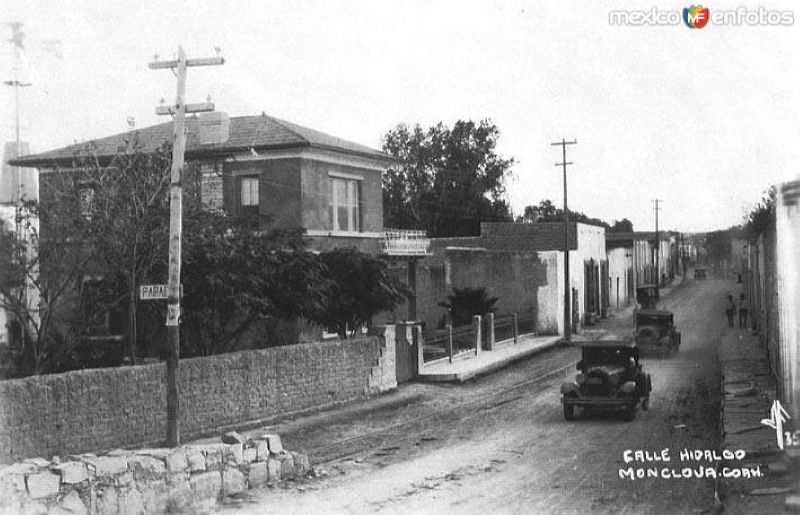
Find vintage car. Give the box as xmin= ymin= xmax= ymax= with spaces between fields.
xmin=694 ymin=268 xmax=707 ymax=280
xmin=634 ymin=309 xmax=681 ymax=356
xmin=635 ymin=284 xmax=659 ymax=309
xmin=561 ymin=340 xmax=652 ymax=421
xmin=633 ymin=285 xmax=680 ymax=356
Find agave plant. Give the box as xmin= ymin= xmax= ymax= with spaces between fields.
xmin=439 ymin=287 xmax=499 ymax=327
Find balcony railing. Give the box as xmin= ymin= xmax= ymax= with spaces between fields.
xmin=382 ymin=229 xmax=431 ymax=256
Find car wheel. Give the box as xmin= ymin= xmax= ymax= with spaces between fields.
xmin=623 ymin=403 xmax=636 ymax=421
xmin=642 ymin=396 xmax=650 ymax=411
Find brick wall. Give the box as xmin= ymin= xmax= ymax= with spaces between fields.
xmin=0 ymin=337 xmax=388 ymax=463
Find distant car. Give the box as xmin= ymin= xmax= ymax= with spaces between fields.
xmin=560 ymin=340 xmax=652 ymax=422
xmin=635 ymin=284 xmax=660 ymax=309
xmin=634 ymin=309 xmax=681 ymax=356
xmin=694 ymin=268 xmax=707 ymax=280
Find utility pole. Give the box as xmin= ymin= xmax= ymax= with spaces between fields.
xmin=551 ymin=138 xmax=577 ymax=341
xmin=149 ymin=46 xmax=223 ymax=447
xmin=652 ymin=199 xmax=662 ymax=288
xmin=4 ymin=22 xmax=32 ymax=349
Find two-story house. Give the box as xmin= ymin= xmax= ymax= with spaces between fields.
xmin=11 ymin=112 xmax=430 ymax=349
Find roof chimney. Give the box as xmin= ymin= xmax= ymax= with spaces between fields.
xmin=198 ymin=112 xmax=230 ymax=145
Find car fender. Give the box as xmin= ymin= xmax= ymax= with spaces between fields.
xmin=619 ymin=381 xmax=636 ymax=395
xmin=560 ymin=382 xmax=580 ymax=396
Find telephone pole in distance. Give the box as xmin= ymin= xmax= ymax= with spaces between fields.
xmin=149 ymin=46 xmax=224 ymax=447
xmin=652 ymin=199 xmax=663 ymax=288
xmin=551 ymin=138 xmax=577 ymax=341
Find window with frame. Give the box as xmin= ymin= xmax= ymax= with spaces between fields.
xmin=240 ymin=177 xmax=259 ymax=215
xmin=329 ymin=177 xmax=360 ymax=232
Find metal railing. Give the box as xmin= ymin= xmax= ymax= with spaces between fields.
xmin=382 ymin=229 xmax=430 ymax=256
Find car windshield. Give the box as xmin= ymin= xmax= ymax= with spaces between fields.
xmin=582 ymin=347 xmax=634 ymax=367
xmin=637 ymin=315 xmax=671 ymax=327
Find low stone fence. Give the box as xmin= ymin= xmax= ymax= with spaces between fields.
xmin=0 ymin=432 xmax=309 ymax=514
xmin=0 ymin=335 xmax=395 ymax=463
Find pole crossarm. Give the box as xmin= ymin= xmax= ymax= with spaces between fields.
xmin=156 ymin=102 xmax=215 ymax=116
xmin=148 ymin=56 xmax=225 ymax=69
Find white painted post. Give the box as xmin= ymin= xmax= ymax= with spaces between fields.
xmin=473 ymin=315 xmax=482 ymax=356
xmin=486 ymin=313 xmax=495 ymax=351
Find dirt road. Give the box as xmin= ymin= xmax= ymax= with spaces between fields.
xmin=215 ymin=276 xmax=733 ymax=514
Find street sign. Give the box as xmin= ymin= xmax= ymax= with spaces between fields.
xmin=139 ymin=284 xmax=183 ymax=300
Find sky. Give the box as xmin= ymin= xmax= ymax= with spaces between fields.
xmin=1 ymin=0 xmax=799 ymax=233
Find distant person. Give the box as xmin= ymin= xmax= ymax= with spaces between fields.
xmin=739 ymin=294 xmax=749 ymax=328
xmin=725 ymin=295 xmax=736 ymax=327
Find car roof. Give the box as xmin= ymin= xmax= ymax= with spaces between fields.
xmin=581 ymin=339 xmax=638 ymax=349
xmin=637 ymin=309 xmax=673 ymax=316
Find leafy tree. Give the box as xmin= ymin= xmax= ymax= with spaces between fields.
xmin=515 ymin=199 xmax=609 ymax=228
xmin=438 ymin=287 xmax=499 ymax=327
xmin=742 ymin=187 xmax=776 ymax=239
xmin=309 ymin=249 xmax=408 ymax=339
xmin=180 ymin=211 xmax=326 ymax=356
xmin=609 ymin=218 xmax=634 ymax=233
xmin=382 ymin=120 xmax=514 ymax=237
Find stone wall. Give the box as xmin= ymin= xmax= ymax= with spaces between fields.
xmin=0 ymin=433 xmax=309 ymax=514
xmin=0 ymin=336 xmax=393 ymax=463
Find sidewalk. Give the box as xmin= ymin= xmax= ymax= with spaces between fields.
xmin=417 ymin=333 xmax=562 ymax=383
xmin=419 ymin=275 xmax=690 ymax=383
xmin=718 ymin=315 xmax=797 ymax=512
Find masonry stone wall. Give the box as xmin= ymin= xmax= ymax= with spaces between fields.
xmin=0 ymin=433 xmax=310 ymax=514
xmin=0 ymin=337 xmax=388 ymax=463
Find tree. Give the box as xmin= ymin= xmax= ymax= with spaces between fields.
xmin=742 ymin=187 xmax=776 ymax=239
xmin=0 ymin=200 xmax=104 ymax=375
xmin=180 ymin=211 xmax=326 ymax=356
xmin=60 ymin=140 xmax=172 ymax=365
xmin=439 ymin=287 xmax=499 ymax=327
xmin=610 ymin=218 xmax=634 ymax=233
xmin=515 ymin=199 xmax=610 ymax=229
xmin=382 ymin=120 xmax=514 ymax=237
xmin=309 ymin=249 xmax=408 ymax=339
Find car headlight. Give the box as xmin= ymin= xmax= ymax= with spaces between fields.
xmin=576 ymin=373 xmax=585 ymax=384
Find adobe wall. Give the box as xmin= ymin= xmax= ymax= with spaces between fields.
xmin=0 ymin=336 xmax=392 ymax=463
xmin=406 ymin=246 xmax=559 ymax=335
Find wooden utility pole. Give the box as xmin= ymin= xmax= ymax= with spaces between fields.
xmin=149 ymin=46 xmax=223 ymax=447
xmin=652 ymin=199 xmax=663 ymax=288
xmin=551 ymin=138 xmax=577 ymax=341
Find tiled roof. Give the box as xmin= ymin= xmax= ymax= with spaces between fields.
xmin=10 ymin=113 xmax=394 ymax=167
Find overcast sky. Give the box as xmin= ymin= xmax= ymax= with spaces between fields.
xmin=2 ymin=0 xmax=799 ymax=232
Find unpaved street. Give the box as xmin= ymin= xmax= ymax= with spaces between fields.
xmin=216 ymin=277 xmax=735 ymax=514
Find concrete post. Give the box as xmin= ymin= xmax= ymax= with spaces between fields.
xmin=413 ymin=324 xmax=424 ymax=377
xmin=486 ymin=313 xmax=495 ymax=351
xmin=473 ymin=315 xmax=482 ymax=356
xmin=447 ymin=324 xmax=453 ymax=363
xmin=513 ymin=313 xmax=519 ymax=344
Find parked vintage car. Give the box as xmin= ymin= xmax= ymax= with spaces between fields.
xmin=694 ymin=268 xmax=707 ymax=280
xmin=635 ymin=284 xmax=659 ymax=309
xmin=634 ymin=309 xmax=681 ymax=356
xmin=560 ymin=340 xmax=652 ymax=421
xmin=633 ymin=285 xmax=680 ymax=356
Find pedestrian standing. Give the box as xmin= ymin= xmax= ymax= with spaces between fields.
xmin=739 ymin=293 xmax=749 ymax=328
xmin=725 ymin=295 xmax=736 ymax=327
